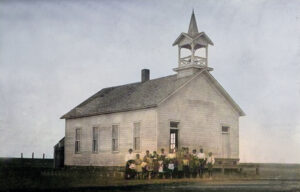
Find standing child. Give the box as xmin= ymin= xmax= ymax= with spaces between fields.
xmin=197 ymin=148 xmax=206 ymax=178
xmin=143 ymin=150 xmax=153 ymax=179
xmin=190 ymin=149 xmax=199 ymax=178
xmin=176 ymin=148 xmax=184 ymax=178
xmin=158 ymin=148 xmax=166 ymax=179
xmin=135 ymin=154 xmax=143 ymax=179
xmin=167 ymin=159 xmax=175 ymax=179
xmin=206 ymin=152 xmax=215 ymax=179
xmin=167 ymin=148 xmax=176 ymax=179
xmin=152 ymin=151 xmax=159 ymax=178
xmin=141 ymin=160 xmax=148 ymax=179
xmin=182 ymin=154 xmax=190 ymax=178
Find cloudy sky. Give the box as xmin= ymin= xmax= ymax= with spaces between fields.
xmin=0 ymin=0 xmax=299 ymax=163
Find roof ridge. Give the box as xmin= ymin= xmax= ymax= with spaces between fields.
xmin=100 ymin=74 xmax=177 ymax=90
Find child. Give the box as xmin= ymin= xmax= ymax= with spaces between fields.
xmin=158 ymin=160 xmax=164 ymax=178
xmin=167 ymin=148 xmax=176 ymax=178
xmin=190 ymin=149 xmax=199 ymax=178
xmin=168 ymin=159 xmax=175 ymax=179
xmin=146 ymin=156 xmax=153 ymax=179
xmin=152 ymin=151 xmax=159 ymax=178
xmin=206 ymin=152 xmax=215 ymax=178
xmin=158 ymin=148 xmax=166 ymax=178
xmin=197 ymin=148 xmax=206 ymax=178
xmin=183 ymin=154 xmax=190 ymax=178
xmin=141 ymin=161 xmax=148 ymax=179
xmin=135 ymin=154 xmax=143 ymax=179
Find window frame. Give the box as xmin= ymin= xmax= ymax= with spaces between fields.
xmin=112 ymin=124 xmax=119 ymax=152
xmin=133 ymin=122 xmax=141 ymax=152
xmin=92 ymin=126 xmax=99 ymax=153
xmin=169 ymin=120 xmax=180 ymax=151
xmin=221 ymin=125 xmax=230 ymax=134
xmin=75 ymin=128 xmax=81 ymax=154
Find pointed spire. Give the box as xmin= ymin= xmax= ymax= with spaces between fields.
xmin=188 ymin=10 xmax=199 ymax=36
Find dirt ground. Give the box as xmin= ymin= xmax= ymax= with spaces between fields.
xmin=1 ymin=163 xmax=300 ymax=191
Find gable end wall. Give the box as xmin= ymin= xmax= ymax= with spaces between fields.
xmin=157 ymin=72 xmax=240 ymax=158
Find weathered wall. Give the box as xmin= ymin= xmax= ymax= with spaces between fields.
xmin=65 ymin=108 xmax=157 ymax=166
xmin=157 ymin=72 xmax=240 ymax=158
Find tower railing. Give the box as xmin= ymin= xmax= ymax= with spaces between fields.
xmin=179 ymin=55 xmax=207 ymax=67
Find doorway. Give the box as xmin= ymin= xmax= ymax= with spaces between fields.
xmin=170 ymin=129 xmax=178 ymax=151
xmin=222 ymin=126 xmax=230 ymax=158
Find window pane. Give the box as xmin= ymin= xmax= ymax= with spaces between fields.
xmin=170 ymin=121 xmax=179 ymax=128
xmin=115 ymin=139 xmax=118 ymax=151
xmin=75 ymin=128 xmax=81 ymax=153
xmin=112 ymin=125 xmax=118 ymax=139
xmin=76 ymin=128 xmax=81 ymax=140
xmin=112 ymin=139 xmax=118 ymax=151
xmin=222 ymin=126 xmax=229 ymax=132
xmin=134 ymin=123 xmax=140 ymax=137
xmin=93 ymin=127 xmax=98 ymax=140
xmin=134 ymin=137 xmax=140 ymax=150
xmin=112 ymin=139 xmax=115 ymax=151
xmin=93 ymin=139 xmax=98 ymax=152
xmin=75 ymin=141 xmax=80 ymax=153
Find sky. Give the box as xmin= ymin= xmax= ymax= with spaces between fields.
xmin=0 ymin=0 xmax=299 ymax=163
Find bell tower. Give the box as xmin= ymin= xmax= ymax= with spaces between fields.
xmin=173 ymin=10 xmax=214 ymax=78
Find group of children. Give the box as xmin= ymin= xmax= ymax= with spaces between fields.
xmin=124 ymin=147 xmax=215 ymax=180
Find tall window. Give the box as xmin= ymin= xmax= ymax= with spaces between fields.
xmin=112 ymin=125 xmax=119 ymax=151
xmin=92 ymin=127 xmax=99 ymax=153
xmin=133 ymin=122 xmax=140 ymax=151
xmin=75 ymin=128 xmax=81 ymax=153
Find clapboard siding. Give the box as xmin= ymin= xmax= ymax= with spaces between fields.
xmin=65 ymin=108 xmax=157 ymax=166
xmin=157 ymin=72 xmax=240 ymax=158
xmin=64 ymin=72 xmax=241 ymax=166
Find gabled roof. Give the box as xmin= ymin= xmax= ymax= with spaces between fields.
xmin=61 ymin=74 xmax=194 ymax=119
xmin=172 ymin=32 xmax=214 ymax=47
xmin=61 ymin=70 xmax=245 ymax=119
xmin=173 ymin=11 xmax=214 ymax=47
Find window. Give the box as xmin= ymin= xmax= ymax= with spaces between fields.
xmin=92 ymin=127 xmax=99 ymax=153
xmin=133 ymin=123 xmax=140 ymax=151
xmin=222 ymin=126 xmax=229 ymax=133
xmin=170 ymin=121 xmax=179 ymax=128
xmin=112 ymin=125 xmax=119 ymax=151
xmin=75 ymin=128 xmax=81 ymax=153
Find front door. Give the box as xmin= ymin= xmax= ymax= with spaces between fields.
xmin=170 ymin=129 xmax=178 ymax=151
xmin=222 ymin=133 xmax=230 ymax=158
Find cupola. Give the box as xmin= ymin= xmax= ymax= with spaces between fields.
xmin=173 ymin=10 xmax=214 ymax=78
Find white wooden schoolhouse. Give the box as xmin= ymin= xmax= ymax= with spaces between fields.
xmin=60 ymin=11 xmax=245 ymax=167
